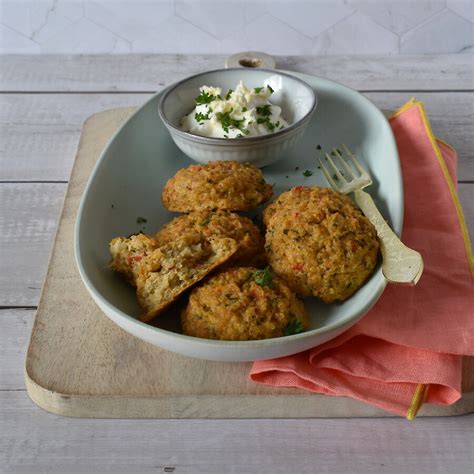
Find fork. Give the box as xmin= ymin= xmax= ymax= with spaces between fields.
xmin=319 ymin=144 xmax=423 ymax=285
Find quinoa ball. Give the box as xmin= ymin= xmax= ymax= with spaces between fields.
xmin=154 ymin=210 xmax=265 ymax=267
xmin=264 ymin=186 xmax=380 ymax=302
xmin=162 ymin=160 xmax=273 ymax=212
xmin=181 ymin=267 xmax=309 ymax=341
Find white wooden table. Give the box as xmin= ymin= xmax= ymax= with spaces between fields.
xmin=1 ymin=54 xmax=473 ymax=473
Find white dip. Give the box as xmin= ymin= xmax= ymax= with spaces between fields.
xmin=180 ymin=81 xmax=288 ymax=138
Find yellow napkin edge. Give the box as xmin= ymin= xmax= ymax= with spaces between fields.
xmin=389 ymin=98 xmax=473 ymax=420
xmin=389 ymin=98 xmax=474 ymax=279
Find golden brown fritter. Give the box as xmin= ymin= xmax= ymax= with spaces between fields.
xmin=264 ymin=186 xmax=379 ymax=302
xmin=162 ymin=160 xmax=273 ymax=212
xmin=109 ymin=233 xmax=157 ymax=286
xmin=154 ymin=210 xmax=265 ymax=267
xmin=181 ymin=267 xmax=309 ymax=341
xmin=136 ymin=235 xmax=237 ymax=322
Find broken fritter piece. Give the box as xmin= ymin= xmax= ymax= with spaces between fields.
xmin=136 ymin=235 xmax=238 ymax=322
xmin=109 ymin=233 xmax=157 ymax=286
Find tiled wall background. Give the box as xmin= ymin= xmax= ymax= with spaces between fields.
xmin=0 ymin=0 xmax=473 ymax=55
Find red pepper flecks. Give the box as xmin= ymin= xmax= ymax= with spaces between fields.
xmin=292 ymin=263 xmax=304 ymax=271
xmin=293 ymin=186 xmax=305 ymax=193
xmin=127 ymin=255 xmax=143 ymax=264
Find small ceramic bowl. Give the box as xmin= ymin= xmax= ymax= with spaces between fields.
xmin=158 ymin=68 xmax=317 ymax=168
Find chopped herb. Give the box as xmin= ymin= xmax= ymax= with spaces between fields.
xmin=279 ymin=125 xmax=284 ymax=129
xmin=254 ymin=86 xmax=263 ymax=93
xmin=126 ymin=230 xmax=144 ymax=238
xmin=256 ymin=104 xmax=271 ymax=117
xmin=284 ymin=319 xmax=304 ymax=336
xmin=303 ymin=170 xmax=313 ymax=177
xmin=336 ymin=148 xmax=342 ymax=154
xmin=285 ymin=175 xmax=289 ymax=178
xmin=317 ymin=165 xmax=321 ymax=169
xmin=225 ymin=89 xmax=233 ymax=100
xmin=216 ymin=111 xmax=245 ymax=134
xmin=195 ymin=91 xmax=218 ymax=105
xmin=253 ymin=266 xmax=273 ymax=288
xmin=330 ymin=151 xmax=336 ymax=156
xmin=257 ymin=116 xmax=275 ymax=131
xmin=275 ymin=121 xmax=280 ymax=128
xmin=255 ymin=104 xmax=275 ymax=131
xmin=200 ymin=218 xmax=210 ymax=226
xmin=242 ymin=107 xmax=248 ymax=112
xmin=295 ymin=166 xmax=299 ymax=171
xmin=136 ymin=216 xmax=147 ymax=224
xmin=236 ymin=133 xmax=243 ymax=138
xmin=333 ymin=174 xmax=339 ymax=181
xmin=316 ymin=144 xmax=322 ymax=150
xmin=224 ymin=134 xmax=228 ymax=138
xmin=267 ymin=84 xmax=274 ymax=93
xmin=195 ymin=111 xmax=211 ymax=122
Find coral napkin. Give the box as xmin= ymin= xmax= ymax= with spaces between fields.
xmin=250 ymin=99 xmax=474 ymax=418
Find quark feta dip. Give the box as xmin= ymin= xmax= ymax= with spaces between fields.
xmin=180 ymin=81 xmax=289 ymax=139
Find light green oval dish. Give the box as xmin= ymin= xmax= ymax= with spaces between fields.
xmin=74 ymin=71 xmax=402 ymax=362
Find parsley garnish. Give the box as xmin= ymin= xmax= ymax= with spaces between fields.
xmin=284 ymin=319 xmax=304 ymax=336
xmin=200 ymin=218 xmax=210 ymax=226
xmin=316 ymin=144 xmax=322 ymax=150
xmin=254 ymin=86 xmax=263 ymax=93
xmin=195 ymin=91 xmax=218 ymax=105
xmin=256 ymin=104 xmax=271 ymax=117
xmin=195 ymin=110 xmax=211 ymax=122
xmin=216 ymin=111 xmax=245 ymax=134
xmin=242 ymin=107 xmax=248 ymax=112
xmin=255 ymin=105 xmax=276 ymax=131
xmin=136 ymin=216 xmax=147 ymax=224
xmin=333 ymin=174 xmax=339 ymax=181
xmin=253 ymin=266 xmax=273 ymax=288
xmin=225 ymin=89 xmax=233 ymax=100
xmin=267 ymin=84 xmax=274 ymax=93
xmin=303 ymin=170 xmax=313 ymax=177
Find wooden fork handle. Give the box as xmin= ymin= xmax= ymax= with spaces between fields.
xmin=354 ymin=190 xmax=424 ymax=285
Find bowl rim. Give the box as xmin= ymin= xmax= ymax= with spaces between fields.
xmin=158 ymin=67 xmax=318 ymax=146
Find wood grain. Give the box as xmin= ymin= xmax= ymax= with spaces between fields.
xmin=0 ymin=309 xmax=35 ymax=390
xmin=0 ymin=183 xmax=66 ymax=306
xmin=0 ymin=94 xmax=144 ymax=181
xmin=1 ymin=54 xmax=471 ymax=91
xmin=2 ymin=391 xmax=473 ymax=474
xmin=1 ymin=92 xmax=473 ymax=182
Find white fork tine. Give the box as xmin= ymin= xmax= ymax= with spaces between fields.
xmin=333 ymin=147 xmax=355 ymax=179
xmin=318 ymin=158 xmax=340 ymax=190
xmin=342 ymin=143 xmax=369 ymax=178
xmin=324 ymin=152 xmax=347 ymax=184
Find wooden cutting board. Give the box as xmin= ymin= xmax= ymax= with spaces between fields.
xmin=25 ymin=107 xmax=474 ymax=418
